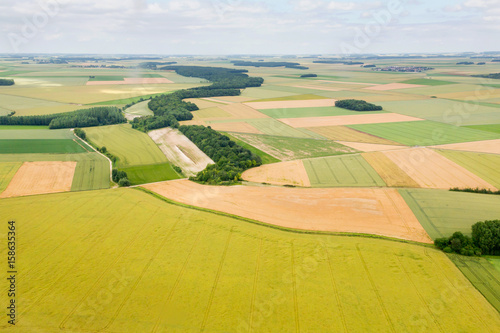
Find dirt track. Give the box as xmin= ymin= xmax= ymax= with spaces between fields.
xmin=144 ymin=180 xmax=433 ymax=243
xmin=0 ymin=161 xmax=76 ymax=198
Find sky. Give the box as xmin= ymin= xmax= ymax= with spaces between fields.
xmin=0 ymin=0 xmax=499 ymax=55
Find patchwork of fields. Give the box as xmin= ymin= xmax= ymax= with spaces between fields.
xmin=1 ymin=57 xmax=500 ymax=331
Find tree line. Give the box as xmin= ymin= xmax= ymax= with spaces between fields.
xmin=472 ymin=73 xmax=500 ymax=80
xmin=301 ymin=74 xmax=317 ymax=78
xmin=313 ymin=60 xmax=364 ymax=65
xmin=435 ymin=220 xmax=500 ymax=256
xmin=0 ymin=107 xmax=126 ymax=129
xmin=450 ymin=187 xmax=500 ymax=195
xmin=178 ymin=125 xmax=262 ymax=185
xmin=0 ymin=79 xmax=14 ymax=86
xmin=230 ymin=61 xmax=309 ymax=70
xmin=335 ymin=99 xmax=383 ymax=111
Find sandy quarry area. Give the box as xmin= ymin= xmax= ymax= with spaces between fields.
xmin=245 ymin=99 xmax=336 ymax=110
xmin=144 ymin=180 xmax=433 ymax=243
xmin=278 ymin=113 xmax=423 ymax=128
xmin=0 ymin=161 xmax=76 ymax=198
xmin=148 ymin=128 xmax=214 ymax=177
xmin=242 ymin=160 xmax=311 ymax=186
xmin=382 ymin=148 xmax=497 ymax=190
xmin=86 ymin=78 xmax=173 ymax=85
xmin=430 ymin=139 xmax=500 ymax=155
xmin=364 ymin=83 xmax=425 ymax=91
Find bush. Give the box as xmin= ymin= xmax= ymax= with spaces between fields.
xmin=335 ymin=99 xmax=383 ymax=111
xmin=300 ymin=74 xmax=317 ymax=78
xmin=0 ymin=79 xmax=15 ymax=86
xmin=118 ymin=178 xmax=131 ymax=187
xmin=74 ymin=128 xmax=86 ymax=140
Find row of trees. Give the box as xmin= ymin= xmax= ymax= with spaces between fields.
xmin=141 ymin=66 xmax=265 ymax=127
xmin=450 ymin=187 xmax=500 ymax=195
xmin=472 ymin=73 xmax=500 ymax=80
xmin=0 ymin=107 xmax=126 ymax=128
xmin=178 ymin=125 xmax=262 ymax=185
xmin=335 ymin=99 xmax=383 ymax=111
xmin=230 ymin=61 xmax=308 ymax=70
xmin=313 ymin=60 xmax=364 ymax=65
xmin=435 ymin=220 xmax=500 ymax=256
xmin=0 ymin=79 xmax=14 ymax=86
xmin=301 ymin=74 xmax=317 ymax=78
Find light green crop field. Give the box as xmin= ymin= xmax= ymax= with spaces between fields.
xmin=88 ymin=92 xmax=174 ymax=106
xmin=0 ymin=125 xmax=49 ymax=130
xmin=401 ymin=78 xmax=457 ymax=86
xmin=244 ymin=118 xmax=313 ymax=138
xmin=84 ymin=124 xmax=168 ymax=168
xmin=0 ymin=162 xmax=22 ymax=193
xmin=349 ymin=121 xmax=500 ymax=146
xmin=448 ymin=254 xmax=500 ymax=313
xmin=249 ymin=93 xmax=328 ymax=102
xmin=489 ymin=257 xmax=500 ymax=272
xmin=0 ymin=139 xmax=87 ymax=154
xmin=224 ymin=133 xmax=280 ymax=164
xmin=259 ymin=106 xmax=386 ymax=118
xmin=436 ymin=150 xmax=500 ymax=189
xmin=0 ymin=152 xmax=110 ymax=191
xmin=466 ymin=124 xmax=500 ymax=134
xmin=303 ymin=154 xmax=386 ymax=187
xmin=399 ymin=189 xmax=500 ymax=239
xmin=120 ymin=162 xmax=181 ymax=185
xmin=240 ymin=87 xmax=297 ymax=100
xmin=229 ymin=133 xmax=357 ymax=161
xmin=0 ymin=188 xmax=499 ymax=332
xmin=0 ymin=128 xmax=73 ymax=140
xmin=0 ymin=93 xmax=80 ymax=116
xmin=124 ymin=100 xmax=154 ymax=117
xmin=376 ymin=99 xmax=500 ymax=125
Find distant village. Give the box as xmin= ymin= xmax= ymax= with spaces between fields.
xmin=371 ymin=66 xmax=435 ymax=72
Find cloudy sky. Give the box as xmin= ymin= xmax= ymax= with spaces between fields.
xmin=0 ymin=0 xmax=499 ymax=55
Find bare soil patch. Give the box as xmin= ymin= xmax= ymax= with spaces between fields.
xmin=0 ymin=161 xmax=76 ymax=198
xmin=144 ymin=180 xmax=432 ymax=243
xmin=148 ymin=128 xmax=214 ymax=177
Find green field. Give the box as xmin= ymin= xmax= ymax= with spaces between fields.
xmin=0 ymin=128 xmax=73 ymax=140
xmin=87 ymin=92 xmax=173 ymax=106
xmin=0 ymin=125 xmax=49 ymax=130
xmin=0 ymin=162 xmax=22 ymax=193
xmin=399 ymin=189 xmax=500 ymax=239
xmin=124 ymin=100 xmax=154 ymax=117
xmin=88 ymin=75 xmax=125 ymax=81
xmin=259 ymin=106 xmax=385 ymax=119
xmin=303 ymin=155 xmax=386 ymax=187
xmin=249 ymin=94 xmax=328 ymax=102
xmin=120 ymin=163 xmax=181 ymax=185
xmin=376 ymin=99 xmax=500 ymax=126
xmin=84 ymin=124 xmax=169 ymax=167
xmin=224 ymin=133 xmax=280 ymax=164
xmin=230 ymin=133 xmax=357 ymax=161
xmin=489 ymin=257 xmax=500 ymax=272
xmin=243 ymin=119 xmax=313 ymax=138
xmin=0 ymin=188 xmax=499 ymax=332
xmin=0 ymin=139 xmax=87 ymax=154
xmin=436 ymin=150 xmax=500 ymax=189
xmin=349 ymin=121 xmax=500 ymax=146
xmin=402 ymin=78 xmax=456 ymax=86
xmin=0 ymin=152 xmax=110 ymax=191
xmin=466 ymin=124 xmax=500 ymax=134
xmin=448 ymin=254 xmax=500 ymax=313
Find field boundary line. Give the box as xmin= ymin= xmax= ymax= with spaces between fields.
xmin=200 ymin=228 xmax=234 ymax=331
xmin=135 ymin=187 xmax=437 ymax=247
xmin=355 ymin=244 xmax=396 ymax=333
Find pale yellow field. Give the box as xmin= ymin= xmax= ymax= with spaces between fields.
xmin=307 ymin=125 xmax=402 ymax=145
xmin=0 ymin=161 xmax=77 ymax=198
xmin=279 ymin=113 xmax=423 ymax=128
xmin=242 ymin=160 xmax=311 ymax=186
xmin=365 ymin=83 xmax=425 ymax=91
xmin=383 ymin=148 xmax=497 ymax=190
xmin=362 ymin=152 xmax=420 ymax=187
xmin=209 ymin=122 xmax=264 ymax=134
xmin=245 ymin=99 xmax=336 ymax=109
xmin=338 ymin=141 xmax=406 ymax=152
xmin=219 ymin=103 xmax=269 ymax=119
xmin=144 ymin=180 xmax=433 ymax=243
xmin=86 ymin=78 xmax=174 ymax=85
xmin=431 ymin=139 xmax=500 ymax=155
